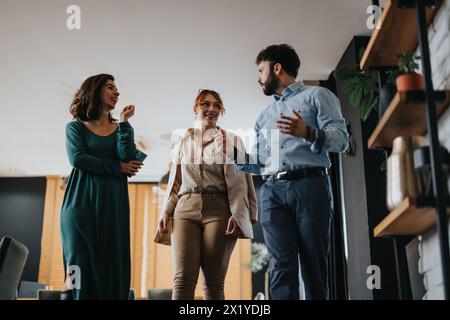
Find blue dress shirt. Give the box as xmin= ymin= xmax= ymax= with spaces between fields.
xmin=235 ymin=80 xmax=348 ymax=176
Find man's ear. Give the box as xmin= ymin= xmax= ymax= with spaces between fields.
xmin=273 ymin=63 xmax=282 ymax=76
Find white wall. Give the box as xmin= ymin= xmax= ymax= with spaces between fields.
xmin=0 ymin=0 xmax=370 ymax=180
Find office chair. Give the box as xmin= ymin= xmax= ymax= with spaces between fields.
xmin=129 ymin=288 xmax=136 ymax=300
xmin=0 ymin=236 xmax=29 ymax=300
xmin=38 ymin=289 xmax=62 ymax=300
xmin=147 ymin=288 xmax=172 ymax=300
xmin=18 ymin=281 xmax=46 ymax=299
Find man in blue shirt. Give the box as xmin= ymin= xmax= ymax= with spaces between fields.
xmin=218 ymin=44 xmax=348 ymax=299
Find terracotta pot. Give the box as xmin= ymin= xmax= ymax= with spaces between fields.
xmin=396 ymin=73 xmax=425 ymax=91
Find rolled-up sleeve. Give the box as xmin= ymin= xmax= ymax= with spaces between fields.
xmin=310 ymin=88 xmax=348 ymax=154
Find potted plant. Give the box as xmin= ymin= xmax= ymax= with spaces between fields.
xmin=396 ymin=53 xmax=424 ymax=92
xmin=335 ymin=47 xmax=398 ymax=120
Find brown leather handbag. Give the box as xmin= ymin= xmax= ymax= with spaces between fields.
xmin=154 ymin=218 xmax=173 ymax=246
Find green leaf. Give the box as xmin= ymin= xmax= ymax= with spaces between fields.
xmin=342 ymin=77 xmax=361 ymax=93
xmin=361 ymin=97 xmax=379 ymax=121
xmin=361 ymin=98 xmax=370 ymax=120
xmin=397 ymin=52 xmax=420 ymax=73
xmin=363 ymin=89 xmax=372 ymax=102
xmin=359 ymin=99 xmax=369 ymax=120
xmin=349 ymin=84 xmax=363 ymax=107
xmin=387 ymin=70 xmax=398 ymax=85
xmin=335 ymin=59 xmax=382 ymax=121
xmin=335 ymin=68 xmax=360 ymax=81
xmin=362 ymin=105 xmax=371 ymax=121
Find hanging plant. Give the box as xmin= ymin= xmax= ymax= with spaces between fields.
xmin=335 ymin=47 xmax=380 ymax=121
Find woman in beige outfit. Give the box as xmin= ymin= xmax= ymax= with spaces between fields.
xmin=157 ymin=89 xmax=257 ymax=300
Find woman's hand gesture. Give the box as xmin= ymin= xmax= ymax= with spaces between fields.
xmin=120 ymin=105 xmax=135 ymax=122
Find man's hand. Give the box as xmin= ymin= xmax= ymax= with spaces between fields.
xmin=120 ymin=105 xmax=135 ymax=122
xmin=276 ymin=110 xmax=315 ymax=142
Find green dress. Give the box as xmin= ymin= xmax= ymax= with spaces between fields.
xmin=60 ymin=120 xmax=137 ymax=300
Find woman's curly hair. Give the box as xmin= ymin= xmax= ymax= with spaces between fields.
xmin=70 ymin=73 xmax=117 ymax=122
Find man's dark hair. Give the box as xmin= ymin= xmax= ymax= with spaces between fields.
xmin=256 ymin=44 xmax=300 ymax=78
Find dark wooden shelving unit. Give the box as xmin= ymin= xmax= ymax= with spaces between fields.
xmin=360 ymin=0 xmax=441 ymax=69
xmin=368 ymin=90 xmax=450 ymax=149
xmin=374 ymin=197 xmax=450 ymax=237
xmin=360 ymin=0 xmax=450 ymax=299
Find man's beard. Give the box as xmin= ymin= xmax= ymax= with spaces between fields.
xmin=261 ymin=70 xmax=280 ymax=96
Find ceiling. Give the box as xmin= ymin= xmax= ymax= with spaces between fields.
xmin=0 ymin=0 xmax=372 ymax=180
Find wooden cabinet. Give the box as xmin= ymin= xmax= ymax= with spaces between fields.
xmin=38 ymin=176 xmax=252 ymax=299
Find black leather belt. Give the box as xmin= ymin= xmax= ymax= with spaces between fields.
xmin=266 ymin=167 xmax=329 ymax=181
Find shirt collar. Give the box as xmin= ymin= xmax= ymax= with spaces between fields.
xmin=274 ymin=80 xmax=305 ymax=101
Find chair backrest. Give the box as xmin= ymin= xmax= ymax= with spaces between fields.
xmin=0 ymin=236 xmax=29 ymax=300
xmin=147 ymin=288 xmax=172 ymax=300
xmin=38 ymin=289 xmax=61 ymax=300
xmin=128 ymin=288 xmax=135 ymax=300
xmin=18 ymin=281 xmax=46 ymax=298
xmin=60 ymin=289 xmax=73 ymax=300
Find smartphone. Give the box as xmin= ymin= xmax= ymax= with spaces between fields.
xmin=136 ymin=149 xmax=147 ymax=162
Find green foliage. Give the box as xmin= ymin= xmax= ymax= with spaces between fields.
xmin=334 ymin=47 xmax=380 ymax=121
xmin=386 ymin=69 xmax=399 ymax=85
xmin=397 ymin=53 xmax=420 ymax=74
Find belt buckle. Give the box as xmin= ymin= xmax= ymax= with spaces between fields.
xmin=276 ymin=171 xmax=287 ymax=180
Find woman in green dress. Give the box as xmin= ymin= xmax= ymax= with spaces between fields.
xmin=60 ymin=74 xmax=143 ymax=299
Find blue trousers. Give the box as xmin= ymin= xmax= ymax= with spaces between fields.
xmin=261 ymin=175 xmax=333 ymax=300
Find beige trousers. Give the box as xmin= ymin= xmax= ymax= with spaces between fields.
xmin=171 ymin=193 xmax=237 ymax=300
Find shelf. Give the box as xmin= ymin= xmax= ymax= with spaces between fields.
xmin=360 ymin=0 xmax=441 ymax=70
xmin=374 ymin=197 xmax=450 ymax=237
xmin=368 ymin=90 xmax=450 ymax=149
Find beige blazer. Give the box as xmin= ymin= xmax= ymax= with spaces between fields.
xmin=158 ymin=128 xmax=258 ymax=240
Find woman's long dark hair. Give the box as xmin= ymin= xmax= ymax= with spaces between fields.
xmin=70 ymin=73 xmax=117 ymax=122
